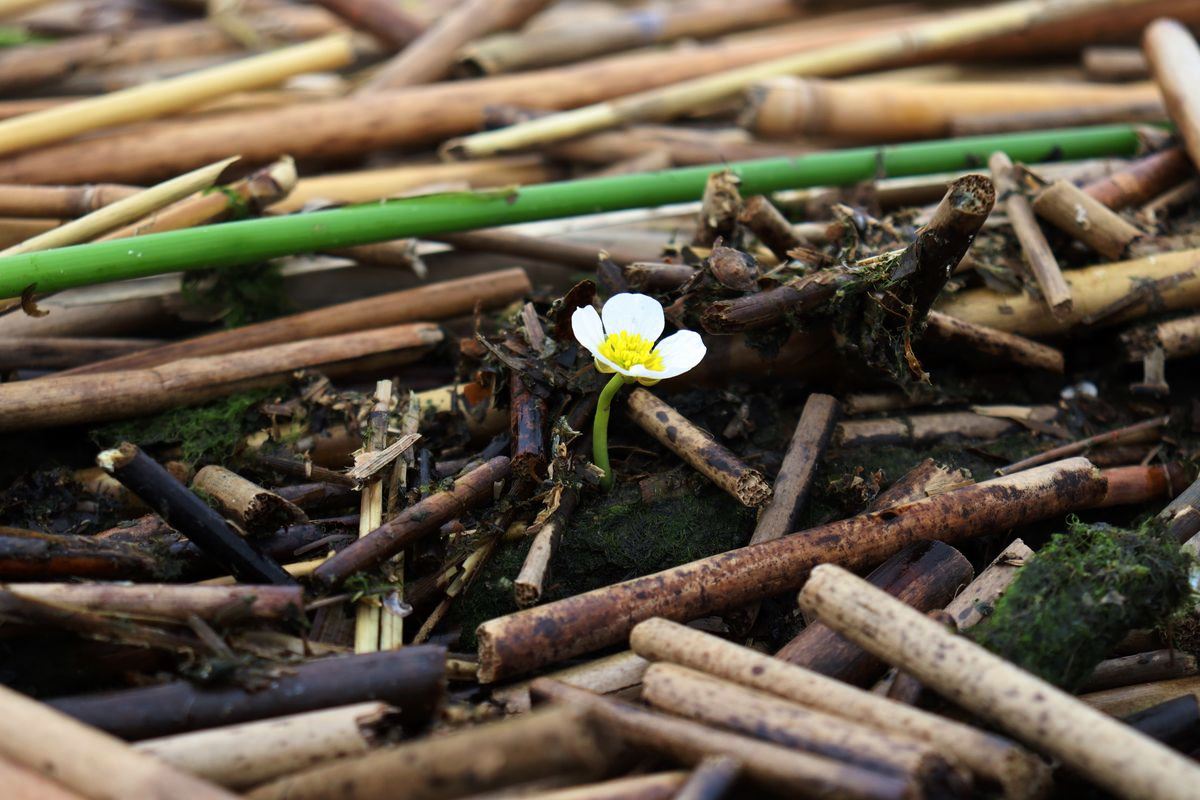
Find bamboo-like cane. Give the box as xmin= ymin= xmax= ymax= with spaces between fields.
xmin=470 ymin=772 xmax=688 ymax=800
xmin=0 ymin=322 xmax=442 ymax=431
xmin=98 ymin=158 xmax=296 ymax=241
xmin=923 ymin=311 xmax=1065 ymax=372
xmin=0 ymin=35 xmax=353 ymax=158
xmin=1080 ymin=675 xmax=1200 ymax=717
xmin=475 ymin=458 xmax=1105 ymax=681
xmin=355 ymin=380 xmax=392 ymax=653
xmin=1084 ymin=45 xmax=1151 ymax=80
xmin=942 ymin=539 xmax=1032 ymax=630
xmin=135 ymin=702 xmax=393 ymax=790
xmin=246 ymin=705 xmax=618 ymax=800
xmin=0 ymin=754 xmax=87 ymax=800
xmin=0 ymin=183 xmax=138 ymax=218
xmin=629 ymin=619 xmax=1050 ymax=799
xmin=989 ymin=151 xmax=1071 ymax=317
xmin=0 ymin=684 xmax=239 ymax=800
xmin=742 ymin=77 xmax=1161 ymax=140
xmin=362 ymin=0 xmax=554 ymax=91
xmin=798 ymin=563 xmax=1200 ymax=800
xmin=1080 ymin=650 xmax=1200 ymax=693
xmin=460 ymin=0 xmax=804 ymax=75
xmin=0 ymin=156 xmax=237 ymax=256
xmin=191 ymin=466 xmax=307 ymax=532
xmin=444 ymin=0 xmax=1166 ymax=157
xmin=311 ymin=0 xmax=422 ymax=50
xmin=1083 ymin=146 xmax=1193 ymax=211
xmin=1031 ymin=178 xmax=1144 ymax=259
xmin=0 ymin=127 xmax=1144 ymax=296
xmin=0 ymin=583 xmax=302 ymax=622
xmin=0 ymin=336 xmax=161 ymax=370
xmin=490 ymin=650 xmax=650 ymax=714
xmin=935 ymin=247 xmax=1200 ymax=336
xmin=271 ymin=156 xmax=558 ymax=212
xmin=1144 ymin=19 xmax=1200 ymax=170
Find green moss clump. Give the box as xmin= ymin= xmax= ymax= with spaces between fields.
xmin=90 ymin=388 xmax=277 ymax=466
xmin=181 ymin=262 xmax=288 ymax=329
xmin=452 ymin=483 xmax=756 ymax=650
xmin=969 ymin=518 xmax=1195 ymax=691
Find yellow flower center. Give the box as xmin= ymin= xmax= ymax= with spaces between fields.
xmin=597 ymin=330 xmax=663 ymax=372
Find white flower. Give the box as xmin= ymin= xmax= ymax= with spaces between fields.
xmin=571 ymin=293 xmax=706 ymax=385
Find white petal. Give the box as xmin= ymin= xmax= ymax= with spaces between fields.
xmin=601 ymin=293 xmax=664 ymax=343
xmin=628 ymin=330 xmax=706 ymax=381
xmin=571 ymin=305 xmax=605 ymax=354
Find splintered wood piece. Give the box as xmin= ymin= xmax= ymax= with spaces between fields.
xmin=799 ymin=564 xmax=1200 ymax=800
xmin=531 ymin=680 xmax=914 ymax=800
xmin=99 ymin=444 xmax=295 ymax=586
xmin=0 ymin=683 xmax=238 ymax=800
xmin=314 ymin=457 xmax=511 ymax=587
xmin=49 ymin=646 xmax=446 ymax=740
xmin=1031 ymin=178 xmax=1144 ymax=259
xmin=1144 ymin=19 xmax=1200 ymax=170
xmin=625 ymin=389 xmax=771 ymax=507
xmin=693 ymin=169 xmax=742 ymax=247
xmin=640 ymin=663 xmax=965 ymax=789
xmin=868 ymin=459 xmax=973 ymax=512
xmin=134 ymin=702 xmax=395 ymax=790
xmin=988 ymin=151 xmax=1071 ymax=317
xmin=475 ymin=458 xmax=1104 ymax=682
xmin=776 ymin=541 xmax=974 ymax=686
xmin=192 ymin=466 xmax=307 ymax=532
xmin=246 ymin=705 xmax=618 ymax=800
xmin=629 ymin=618 xmax=1049 ymax=799
xmin=510 ymin=373 xmax=548 ymax=480
xmin=346 ymin=433 xmax=421 ymax=485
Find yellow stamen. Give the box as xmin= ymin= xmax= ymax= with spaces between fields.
xmin=597 ymin=330 xmax=663 ymax=372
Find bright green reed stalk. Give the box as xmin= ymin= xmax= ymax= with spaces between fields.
xmin=0 ymin=125 xmax=1143 ymax=297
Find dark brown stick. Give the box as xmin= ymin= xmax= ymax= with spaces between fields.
xmin=996 ymin=415 xmax=1168 ymax=475
xmin=1081 ymin=650 xmax=1200 ymax=693
xmin=737 ymin=194 xmax=805 ymax=260
xmin=775 ymin=541 xmax=974 ymax=686
xmin=510 ymin=373 xmax=547 ymax=480
xmin=98 ymin=444 xmax=295 ymax=586
xmin=1083 ymin=147 xmax=1193 ymax=210
xmin=314 ymin=456 xmax=511 ymax=587
xmin=693 ymin=170 xmax=742 ymax=247
xmin=312 ymin=0 xmax=423 ymax=50
xmin=0 ymin=583 xmax=303 ymax=622
xmin=923 ymin=311 xmax=1065 ymax=373
xmin=49 ymin=646 xmax=446 ymax=740
xmin=0 ymin=336 xmax=162 ymax=370
xmin=475 ymin=458 xmax=1105 ymax=681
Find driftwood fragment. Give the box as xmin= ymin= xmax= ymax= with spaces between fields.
xmin=192 ymin=466 xmax=307 ymax=532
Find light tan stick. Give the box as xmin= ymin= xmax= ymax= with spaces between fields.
xmin=989 ymin=151 xmax=1071 ymax=317
xmin=0 ymin=183 xmax=138 ymax=218
xmin=1 ymin=583 xmax=302 ymax=622
xmin=798 ymin=563 xmax=1200 ymax=800
xmin=1031 ymin=178 xmax=1144 ymax=259
xmin=0 ymin=35 xmax=352 ymax=159
xmin=629 ymin=618 xmax=1049 ymax=799
xmin=514 ymin=487 xmax=579 ymax=607
xmin=363 ymin=0 xmax=553 ymax=91
xmin=1144 ymin=18 xmax=1200 ymax=169
xmin=246 ymin=705 xmax=618 ymax=800
xmin=935 ymin=247 xmax=1200 ymax=337
xmin=192 ymin=466 xmax=307 ymax=532
xmin=625 ymin=388 xmax=771 ymax=507
xmin=673 ymin=756 xmax=741 ymax=800
xmin=942 ymin=539 xmax=1031 ymax=630
xmin=466 ymin=772 xmax=688 ymax=800
xmin=135 ymin=702 xmax=392 ymax=790
xmin=444 ymin=0 xmax=1162 ymax=157
xmin=0 ymin=753 xmax=91 ymax=800
xmin=0 ymin=156 xmax=237 ymax=256
xmin=0 ymin=683 xmax=238 ymax=800
xmin=641 ymin=663 xmax=965 ymax=785
xmin=490 ymin=650 xmax=649 ymax=714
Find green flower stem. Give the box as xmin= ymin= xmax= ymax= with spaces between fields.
xmin=593 ymin=373 xmax=628 ymax=491
xmin=0 ymin=124 xmax=1148 ymax=297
